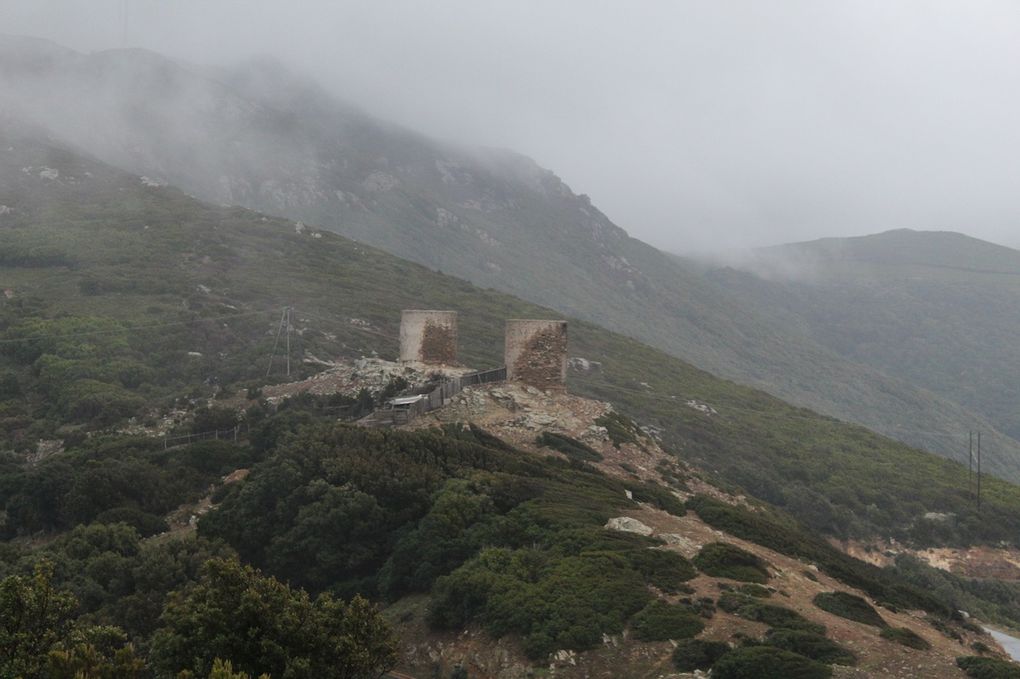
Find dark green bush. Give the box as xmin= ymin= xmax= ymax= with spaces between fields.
xmin=626 ymin=548 xmax=696 ymax=593
xmin=765 ymin=629 xmax=857 ymax=665
xmin=739 ymin=583 xmax=771 ymax=598
xmin=718 ymin=592 xmax=825 ymax=634
xmin=712 ymin=646 xmax=832 ymax=679
xmin=431 ymin=548 xmax=650 ymax=660
xmin=629 ymin=600 xmax=703 ymax=641
xmin=672 ymin=638 xmax=730 ymax=672
xmin=957 ymin=656 xmax=1020 ymax=678
xmin=625 ymin=481 xmax=686 ymax=516
xmin=813 ymin=591 xmax=886 ymax=627
xmin=880 ymin=626 xmax=931 ymax=650
xmin=693 ymin=542 xmax=769 ymax=583
xmin=536 ymin=432 xmax=602 ymax=462
xmin=93 ymin=508 xmax=168 ymax=537
xmin=594 ymin=412 xmax=641 ymax=448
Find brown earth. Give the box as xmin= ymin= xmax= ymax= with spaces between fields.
xmin=841 ymin=538 xmax=1020 ymax=582
xmin=419 ymin=320 xmax=458 ymax=365
xmin=511 ymin=325 xmax=567 ymax=391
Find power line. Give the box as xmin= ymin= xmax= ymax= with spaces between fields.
xmin=291 ymin=307 xmax=399 ymax=342
xmin=265 ymin=308 xmax=288 ymax=378
xmin=978 ymin=431 xmax=983 ymax=511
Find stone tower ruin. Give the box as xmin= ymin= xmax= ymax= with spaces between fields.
xmin=504 ymin=319 xmax=568 ymax=390
xmin=399 ymin=310 xmax=459 ymax=365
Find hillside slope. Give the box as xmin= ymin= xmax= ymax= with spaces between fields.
xmin=7 ymin=125 xmax=1020 ymax=550
xmin=715 ymin=229 xmax=1020 ymax=441
xmin=2 ymin=34 xmax=1017 ymax=477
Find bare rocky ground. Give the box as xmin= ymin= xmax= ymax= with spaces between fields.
xmin=840 ymin=538 xmax=1020 ymax=582
xmin=260 ymin=357 xmax=473 ymax=404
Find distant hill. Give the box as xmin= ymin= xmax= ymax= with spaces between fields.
xmin=3 ymin=35 xmax=1020 ymax=480
xmin=7 ymin=124 xmax=1020 ymax=549
xmin=715 ymin=229 xmax=1020 ymax=443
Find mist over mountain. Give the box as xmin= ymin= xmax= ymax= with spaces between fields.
xmin=716 ymin=229 xmax=1020 ymax=442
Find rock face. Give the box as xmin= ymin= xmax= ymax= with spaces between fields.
xmin=505 ymin=319 xmax=567 ymax=391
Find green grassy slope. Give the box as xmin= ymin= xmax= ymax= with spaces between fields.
xmin=715 ymin=229 xmax=1020 ymax=442
xmin=3 ymin=35 xmax=1017 ymax=478
xmin=2 ymin=128 xmax=1019 ymax=549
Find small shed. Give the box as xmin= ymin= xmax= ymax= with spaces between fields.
xmin=384 ymin=394 xmax=428 ymax=424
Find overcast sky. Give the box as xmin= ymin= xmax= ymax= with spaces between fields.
xmin=4 ymin=0 xmax=1020 ymax=252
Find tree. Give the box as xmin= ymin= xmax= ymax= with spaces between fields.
xmin=46 ymin=625 xmax=147 ymax=679
xmin=0 ymin=561 xmax=77 ymax=679
xmin=180 ymin=658 xmax=270 ymax=679
xmin=0 ymin=561 xmax=144 ymax=679
xmin=150 ymin=558 xmax=396 ymax=678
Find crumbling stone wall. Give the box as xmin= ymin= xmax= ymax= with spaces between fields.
xmin=400 ymin=310 xmax=458 ymax=364
xmin=505 ymin=319 xmax=567 ymax=390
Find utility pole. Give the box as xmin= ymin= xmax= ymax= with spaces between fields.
xmin=977 ymin=431 xmax=982 ymax=512
xmin=285 ymin=307 xmax=292 ymax=377
xmin=969 ymin=431 xmax=974 ymax=500
xmin=266 ymin=307 xmax=287 ymax=377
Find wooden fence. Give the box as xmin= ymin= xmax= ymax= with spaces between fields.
xmin=373 ymin=366 xmax=507 ymax=427
xmin=162 ymin=425 xmax=245 ymax=450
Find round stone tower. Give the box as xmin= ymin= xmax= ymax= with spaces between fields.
xmin=504 ymin=319 xmax=568 ymax=390
xmin=399 ymin=310 xmax=459 ymax=365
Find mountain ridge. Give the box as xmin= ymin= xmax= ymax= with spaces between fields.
xmin=4 ymin=35 xmax=1020 ymax=481
xmin=716 ymin=228 xmax=1020 ymax=442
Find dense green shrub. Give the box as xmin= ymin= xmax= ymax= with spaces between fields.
xmin=93 ymin=508 xmax=168 ymax=537
xmin=625 ymin=481 xmax=686 ymax=516
xmin=629 ymin=600 xmax=704 ymax=641
xmin=880 ymin=626 xmax=931 ymax=650
xmin=718 ymin=592 xmax=825 ymax=634
xmin=536 ymin=432 xmax=602 ymax=462
xmin=739 ymin=583 xmax=771 ymax=598
xmin=594 ymin=411 xmax=642 ymax=448
xmin=693 ymin=542 xmax=769 ymax=583
xmin=711 ymin=646 xmax=832 ymax=679
xmin=0 ymin=522 xmax=234 ymax=639
xmin=190 ymin=406 xmax=240 ymax=434
xmin=765 ymin=629 xmax=857 ymax=665
xmin=430 ymin=548 xmax=650 ymax=660
xmin=625 ymin=548 xmax=696 ymax=593
xmin=60 ymin=379 xmax=146 ymax=425
xmin=813 ymin=591 xmax=886 ymax=627
xmin=149 ymin=558 xmax=396 ymax=678
xmin=957 ymin=656 xmax=1020 ymax=678
xmin=672 ymin=638 xmax=730 ymax=672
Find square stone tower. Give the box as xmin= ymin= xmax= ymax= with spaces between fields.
xmin=504 ymin=319 xmax=567 ymax=390
xmin=399 ymin=310 xmax=458 ymax=365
